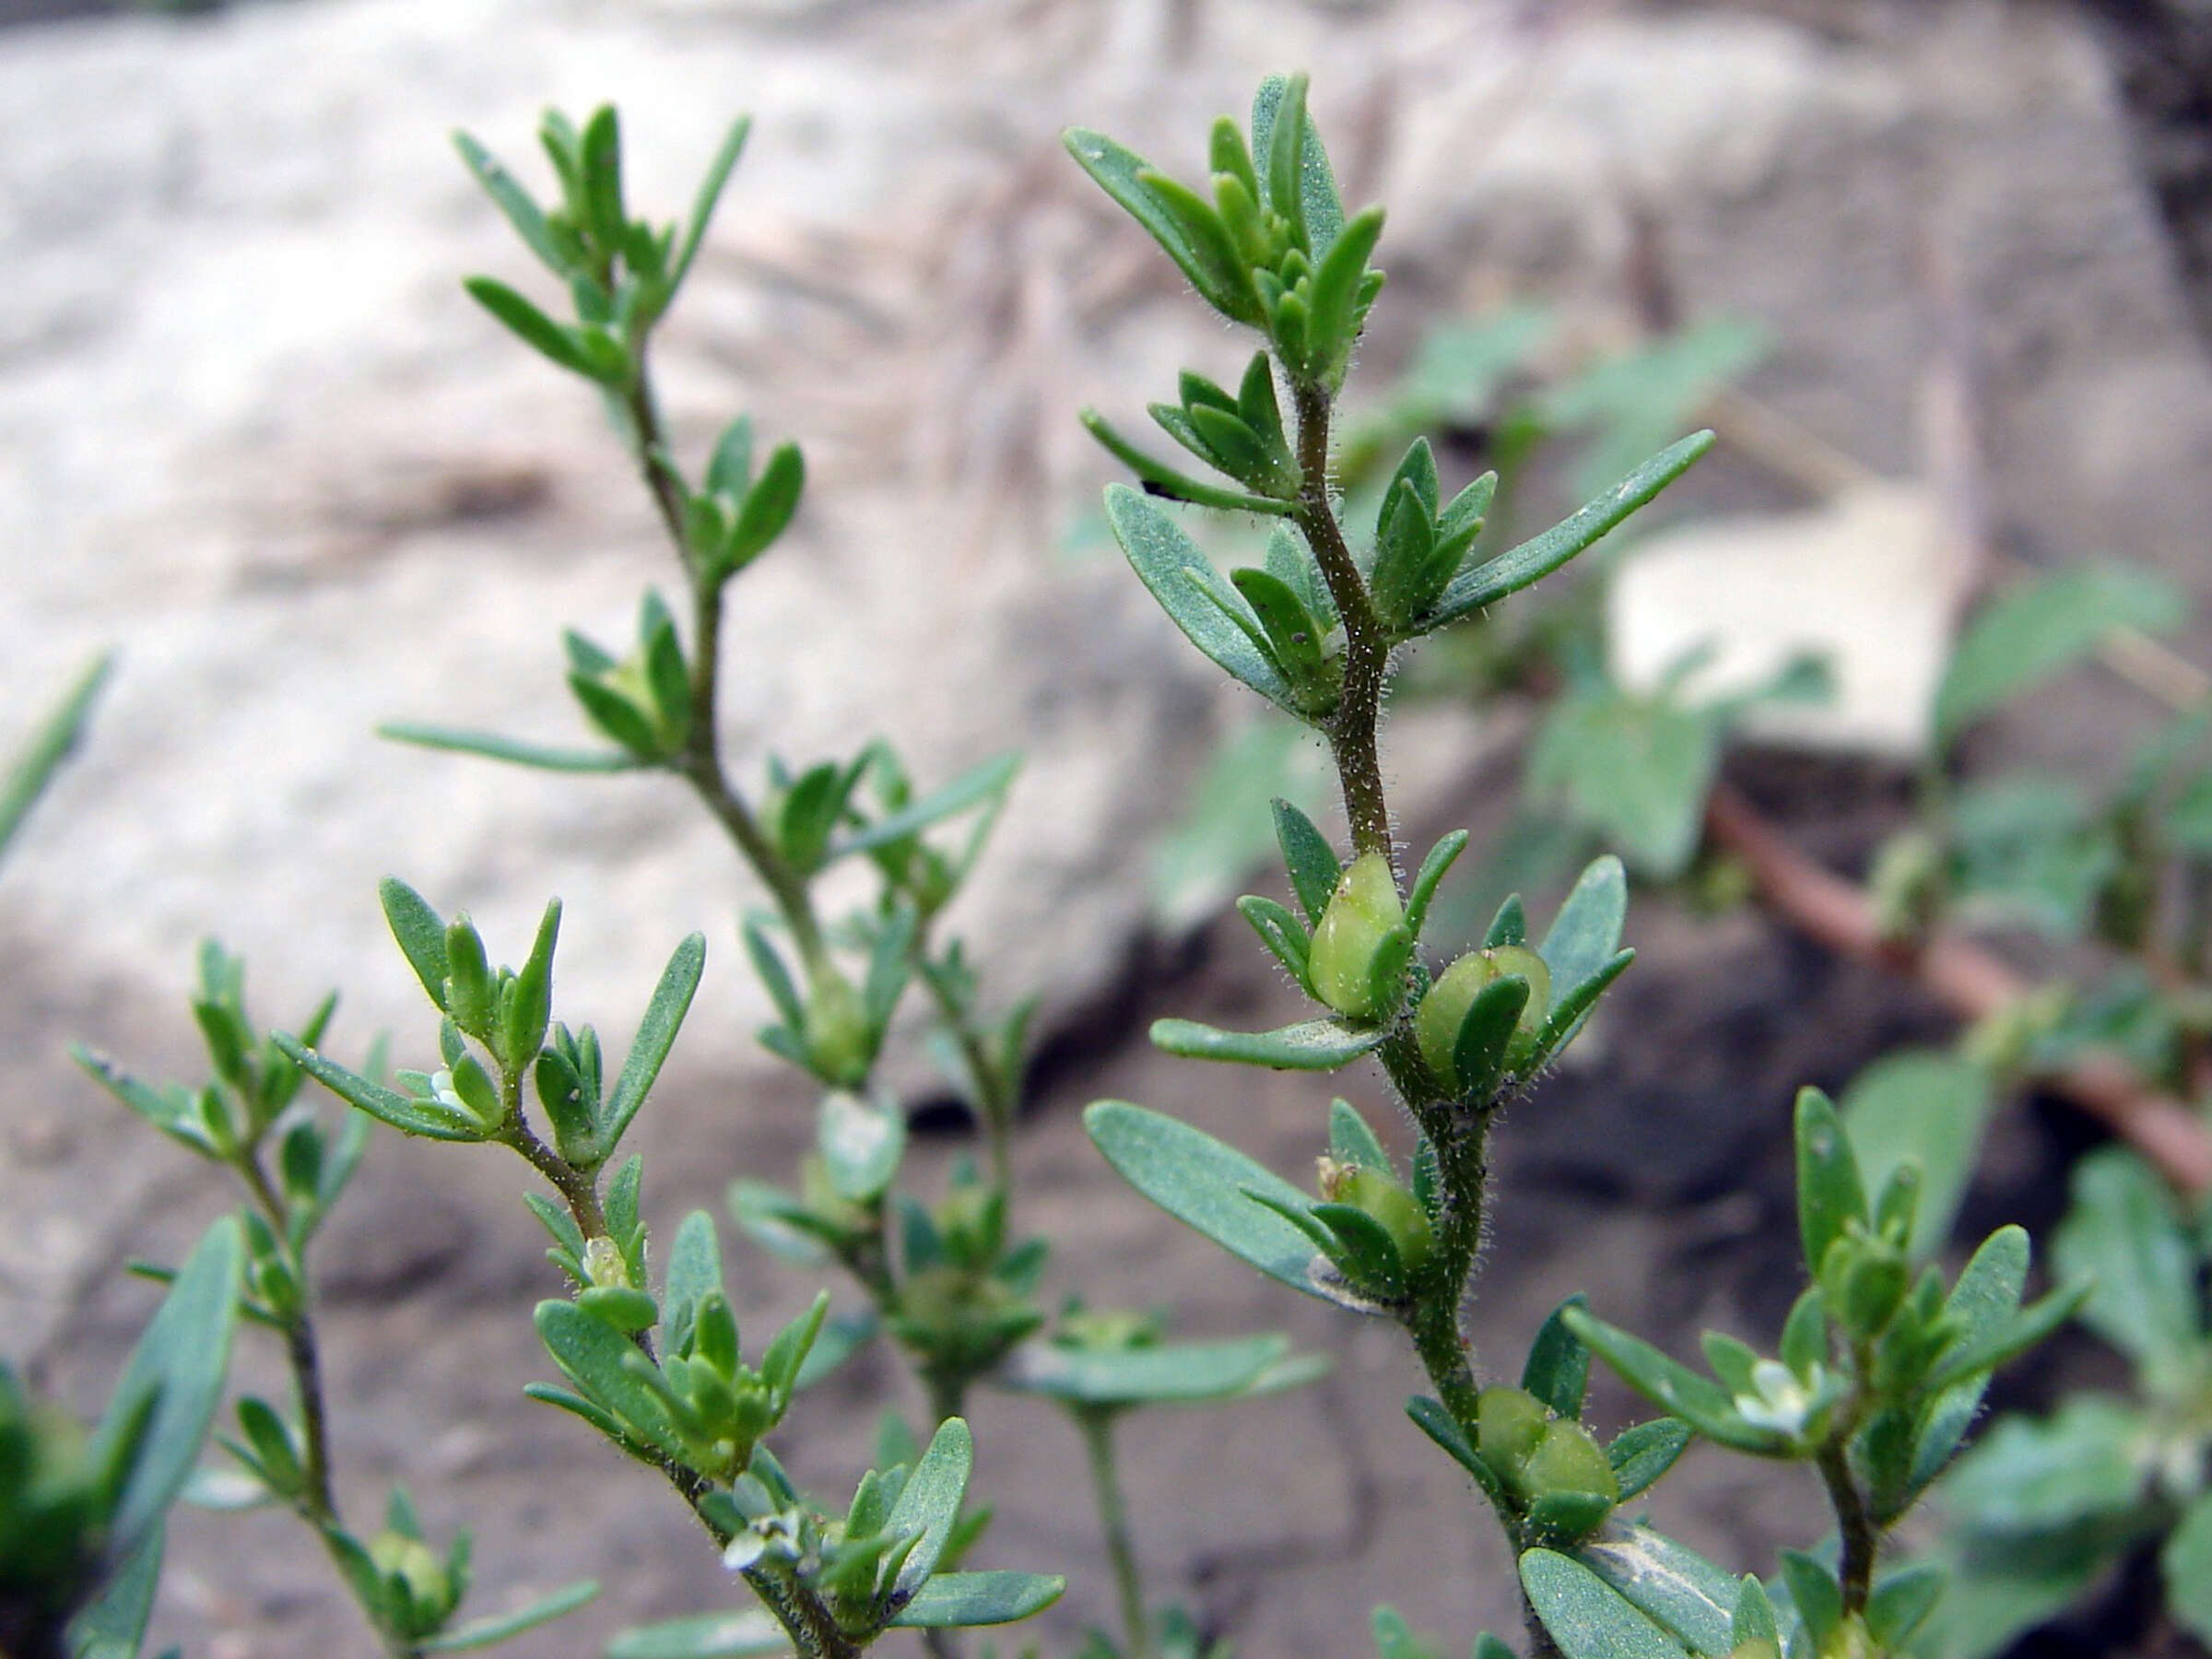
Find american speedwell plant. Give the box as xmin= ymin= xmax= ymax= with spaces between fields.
xmin=23 ymin=73 xmax=2091 ymax=1659
xmin=1065 ymin=75 xmax=2086 ymax=1659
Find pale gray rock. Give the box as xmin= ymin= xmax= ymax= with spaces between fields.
xmin=3 ymin=2 xmax=2209 ymax=1655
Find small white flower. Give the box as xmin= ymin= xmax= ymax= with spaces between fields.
xmin=1734 ymin=1359 xmax=1822 ymax=1438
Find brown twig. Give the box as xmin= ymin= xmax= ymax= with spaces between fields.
xmin=1703 ymin=782 xmax=2212 ymax=1196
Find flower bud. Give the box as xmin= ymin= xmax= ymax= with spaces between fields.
xmin=804 ymin=968 xmax=873 ymax=1088
xmin=1320 ymin=1160 xmax=1433 ymax=1276
xmin=1414 ymin=946 xmax=1551 ymax=1091
xmin=368 ymin=1532 xmax=457 ymax=1635
xmin=1305 ymin=853 xmax=1406 ymax=1021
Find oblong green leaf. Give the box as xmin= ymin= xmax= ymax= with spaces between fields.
xmin=1063 ymin=128 xmax=1259 ymax=324
xmin=997 ymin=1334 xmax=1298 ymax=1406
xmin=463 ymin=276 xmax=596 ymax=377
xmin=1273 ymin=797 xmax=1343 ymax=924
xmin=422 ymin=1581 xmax=599 ymax=1651
xmin=1150 ymin=1016 xmax=1383 ymax=1071
xmin=671 ymin=116 xmax=754 ymax=294
xmin=0 ymin=650 xmax=111 ymax=867
xmin=1936 ymin=564 xmax=2186 ymax=745
xmin=884 ymin=1417 xmax=974 ymax=1597
xmin=830 ymin=752 xmax=1021 ymax=861
xmin=1606 ymin=1418 xmax=1692 ymax=1500
xmin=1426 ymin=433 xmax=1715 ymax=629
xmin=605 ymin=1608 xmax=790 ymax=1658
xmin=1539 ymin=856 xmax=1629 ymax=996
xmin=1794 ymin=1088 xmax=1867 ymax=1283
xmin=379 ymin=877 xmax=451 ymax=1010
xmin=97 ymin=1217 xmax=243 ymax=1555
xmin=600 ymin=933 xmax=706 ymax=1150
xmin=379 ymin=721 xmax=642 ymax=772
xmin=1523 ymin=1296 xmax=1594 ymax=1418
xmin=65 ymin=1524 xmax=162 ymax=1659
xmin=1081 ymin=410 xmax=1295 ymax=515
xmin=1105 ymin=486 xmax=1297 ymax=710
xmin=2164 ymin=1488 xmax=2212 ymax=1645
xmin=1405 ymin=1394 xmax=1510 ymax=1511
xmin=891 ymin=1571 xmax=1066 ymax=1629
xmin=1521 ymin=1549 xmax=1697 ymax=1659
xmin=2053 ymin=1146 xmax=2202 ymax=1371
xmin=1085 ymin=1100 xmax=1324 ymax=1296
xmin=1574 ymin=1523 xmax=1738 ymax=1657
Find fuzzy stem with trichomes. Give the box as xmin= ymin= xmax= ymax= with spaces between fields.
xmin=1283 ymin=360 xmax=1555 ymax=1655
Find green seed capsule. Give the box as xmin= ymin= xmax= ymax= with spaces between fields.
xmin=1476 ymin=1385 xmax=1549 ymax=1477
xmin=1327 ymin=1164 xmax=1434 ymax=1276
xmin=1521 ymin=1420 xmax=1618 ymax=1503
xmin=1306 ymin=853 xmax=1406 ymax=1020
xmin=1414 ymin=947 xmax=1551 ymax=1090
xmin=804 ymin=968 xmax=873 ymax=1088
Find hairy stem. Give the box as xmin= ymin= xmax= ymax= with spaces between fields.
xmin=1289 ymin=377 xmax=1393 ymax=860
xmin=1815 ymin=1437 xmax=1878 ymax=1617
xmin=1078 ymin=1408 xmax=1153 ymax=1659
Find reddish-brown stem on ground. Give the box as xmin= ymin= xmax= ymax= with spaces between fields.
xmin=1703 ymin=782 xmax=2212 ymax=1197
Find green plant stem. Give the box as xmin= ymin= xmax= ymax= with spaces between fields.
xmin=1289 ymin=377 xmax=1392 ymax=860
xmin=917 ymin=950 xmax=1016 ymax=1205
xmin=1816 ymin=1436 xmax=1878 ymax=1618
xmin=1077 ymin=1407 xmax=1153 ymax=1659
xmin=1286 ymin=368 xmax=1558 ymax=1656
xmin=743 ymin=1560 xmax=863 ymax=1659
xmin=229 ymin=1149 xmax=424 ymax=1656
xmin=619 ymin=347 xmax=833 ymax=978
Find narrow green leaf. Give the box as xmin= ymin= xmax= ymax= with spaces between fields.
xmin=453 ymin=132 xmax=568 ymax=274
xmin=463 ymin=276 xmax=597 ymax=377
xmin=1924 ymin=1277 xmax=2091 ymax=1392
xmin=1453 ymin=975 xmax=1532 ymax=1099
xmin=1606 ymin=1418 xmax=1692 ymax=1500
xmin=884 ymin=1417 xmax=973 ymax=1597
xmin=1105 ymin=486 xmax=1297 ymax=709
xmin=378 ymin=722 xmax=641 ymax=772
xmin=1231 ymin=566 xmax=1333 ymax=689
xmin=1085 ymin=1100 xmax=1326 ymax=1295
xmin=1426 ymin=433 xmax=1715 ymax=629
xmin=1250 ymin=73 xmax=1344 ymax=253
xmin=1485 ymin=895 xmax=1529 ymax=948
xmin=671 ymin=116 xmax=753 ymax=294
xmin=1081 ymin=409 xmax=1295 ymax=514
xmin=1865 ymin=1563 xmax=1946 ymax=1652
xmin=1328 ymin=1098 xmax=1391 ymax=1174
xmin=1561 ymin=1309 xmax=1789 ymax=1456
xmin=1794 ymin=1088 xmax=1867 ymax=1283
xmin=818 ymin=1090 xmax=905 ymax=1204
xmin=2164 ymin=1489 xmax=2212 ymax=1644
xmin=421 ymin=1581 xmax=600 ymax=1651
xmin=830 ymin=752 xmax=1021 ymax=861
xmin=726 ymin=442 xmax=804 ymax=568
xmin=1274 ymin=796 xmax=1343 ymax=924
xmin=1405 ymin=1395 xmax=1511 ymax=1512
xmin=2053 ymin=1145 xmax=2202 ymax=1371
xmin=660 ymin=1210 xmax=724 ymax=1359
xmin=1841 ymin=1052 xmax=1993 ymax=1258
xmin=1523 ymin=1296 xmax=1593 ymax=1418
xmin=1936 ymin=564 xmax=2187 ymax=745
xmin=1779 ymin=1552 xmax=1841 ymax=1650
xmin=0 ymin=650 xmax=111 ymax=867
xmin=1063 ymin=128 xmax=1260 ymax=324
xmin=65 ymin=1524 xmax=163 ymax=1659
xmin=890 ymin=1571 xmax=1065 ymax=1629
xmin=605 ymin=1609 xmax=789 ymax=1658
xmin=1521 ymin=1549 xmax=1697 ymax=1659
xmin=600 ymin=933 xmax=706 ymax=1150
xmin=998 ymin=1334 xmax=1297 ymax=1406
xmin=1302 ymin=204 xmax=1385 ymax=382
xmin=1574 ymin=1524 xmax=1738 ymax=1658
xmin=1538 ymin=856 xmax=1629 ymax=996
xmin=96 ymin=1217 xmax=243 ymax=1555
xmin=1405 ymin=830 xmax=1468 ymax=938
xmin=1237 ymin=894 xmax=1312 ymax=985
xmin=379 ymin=877 xmax=450 ymax=1009
xmin=568 ymin=674 xmax=663 ymax=757
xmin=278 ymin=1039 xmax=488 ymax=1143
xmin=1150 ymin=1016 xmax=1384 ymax=1071
xmin=533 ymin=1301 xmax=685 ymax=1460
